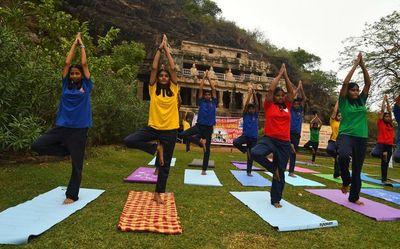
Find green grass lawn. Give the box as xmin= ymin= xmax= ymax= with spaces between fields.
xmin=1 ymin=144 xmax=400 ymax=249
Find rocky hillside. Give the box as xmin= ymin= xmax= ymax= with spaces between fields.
xmin=61 ymin=0 xmax=269 ymax=56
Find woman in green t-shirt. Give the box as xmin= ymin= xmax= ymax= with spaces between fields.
xmin=303 ymin=112 xmax=322 ymax=164
xmin=337 ymin=52 xmax=371 ymax=205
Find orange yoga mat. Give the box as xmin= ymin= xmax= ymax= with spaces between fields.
xmin=118 ymin=191 xmax=182 ymax=234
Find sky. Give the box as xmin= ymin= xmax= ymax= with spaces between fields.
xmin=213 ymin=0 xmax=400 ymax=80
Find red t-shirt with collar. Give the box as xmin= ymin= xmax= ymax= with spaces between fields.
xmin=377 ymin=119 xmax=394 ymax=145
xmin=264 ymin=98 xmax=292 ymax=141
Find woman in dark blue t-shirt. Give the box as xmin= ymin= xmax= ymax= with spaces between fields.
xmin=31 ymin=32 xmax=92 ymax=205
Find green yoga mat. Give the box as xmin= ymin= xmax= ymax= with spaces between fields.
xmin=314 ymin=174 xmax=383 ymax=189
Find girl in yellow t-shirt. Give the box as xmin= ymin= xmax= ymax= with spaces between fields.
xmin=326 ymin=100 xmax=341 ymax=178
xmin=123 ymin=34 xmax=178 ymax=204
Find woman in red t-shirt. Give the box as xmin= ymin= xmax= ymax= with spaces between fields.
xmin=251 ymin=63 xmax=295 ymax=208
xmin=371 ymin=95 xmax=394 ymax=183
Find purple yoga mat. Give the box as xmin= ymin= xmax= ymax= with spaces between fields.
xmin=231 ymin=161 xmax=264 ymax=171
xmin=124 ymin=167 xmax=158 ymax=184
xmin=305 ymin=189 xmax=400 ymax=221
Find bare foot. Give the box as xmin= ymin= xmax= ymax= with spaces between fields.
xmin=353 ymin=200 xmax=364 ymax=206
xmin=273 ymin=202 xmax=282 ymax=208
xmin=156 ymin=142 xmax=164 ymax=166
xmin=199 ymin=138 xmax=206 ymax=152
xmin=341 ymin=185 xmax=349 ymax=194
xmin=383 ymin=152 xmax=388 ymax=162
xmin=288 ymin=172 xmax=296 ymax=177
xmin=153 ymin=167 xmax=159 ymax=175
xmin=201 ymin=170 xmax=207 ymax=175
xmin=63 ymin=198 xmax=75 ymax=205
xmin=247 ymin=173 xmax=253 ymax=177
xmin=153 ymin=193 xmax=164 ymax=204
xmin=290 ymin=144 xmax=296 ymax=154
xmin=273 ymin=168 xmax=281 ymax=182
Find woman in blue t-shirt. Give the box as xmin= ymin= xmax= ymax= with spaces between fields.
xmin=31 ymin=32 xmax=93 ymax=205
xmin=233 ymin=84 xmax=259 ymax=176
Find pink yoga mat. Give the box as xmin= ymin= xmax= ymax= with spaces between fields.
xmin=124 ymin=167 xmax=158 ymax=184
xmin=294 ymin=166 xmax=320 ymax=174
xmin=231 ymin=161 xmax=264 ymax=171
xmin=305 ymin=189 xmax=400 ymax=221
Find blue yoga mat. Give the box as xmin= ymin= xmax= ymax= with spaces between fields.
xmin=265 ymin=172 xmax=325 ymax=187
xmin=361 ymin=173 xmax=400 ymax=188
xmin=0 ymin=186 xmax=104 ymax=245
xmin=361 ymin=189 xmax=400 ymax=205
xmin=184 ymin=169 xmax=222 ymax=186
xmin=231 ymin=191 xmax=338 ymax=231
xmin=230 ymin=170 xmax=271 ymax=187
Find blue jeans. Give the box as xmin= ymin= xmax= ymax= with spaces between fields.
xmin=371 ymin=144 xmax=393 ymax=181
xmin=251 ymin=136 xmax=290 ymax=204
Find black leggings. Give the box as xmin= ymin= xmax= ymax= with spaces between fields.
xmin=124 ymin=126 xmax=177 ymax=193
xmin=31 ymin=127 xmax=88 ymax=201
xmin=179 ymin=124 xmax=213 ymax=171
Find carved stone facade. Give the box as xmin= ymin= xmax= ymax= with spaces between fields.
xmin=137 ymin=40 xmax=286 ymax=117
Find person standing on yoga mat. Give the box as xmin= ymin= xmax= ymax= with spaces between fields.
xmin=392 ymin=95 xmax=400 ymax=163
xmin=251 ymin=63 xmax=295 ymax=208
xmin=288 ymin=80 xmax=306 ymax=177
xmin=233 ymin=84 xmax=259 ymax=176
xmin=337 ymin=52 xmax=371 ymax=205
xmin=123 ymin=34 xmax=179 ymax=204
xmin=371 ymin=95 xmax=394 ymax=183
xmin=303 ymin=112 xmax=322 ymax=164
xmin=179 ymin=70 xmax=217 ymax=175
xmin=326 ymin=100 xmax=341 ymax=178
xmin=31 ymin=32 xmax=92 ymax=205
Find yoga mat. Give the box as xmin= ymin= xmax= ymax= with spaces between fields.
xmin=118 ymin=191 xmax=182 ymax=234
xmin=361 ymin=173 xmax=400 ymax=188
xmin=231 ymin=161 xmax=263 ymax=171
xmin=360 ymin=189 xmax=400 ymax=205
xmin=230 ymin=191 xmax=338 ymax=231
xmin=293 ymin=166 xmax=320 ymax=174
xmin=314 ymin=174 xmax=383 ymax=189
xmin=188 ymin=159 xmax=215 ymax=168
xmin=305 ymin=189 xmax=400 ymax=221
xmin=124 ymin=167 xmax=157 ymax=184
xmin=184 ymin=169 xmax=222 ymax=186
xmin=265 ymin=172 xmax=325 ymax=187
xmin=148 ymin=157 xmax=176 ymax=166
xmin=0 ymin=186 xmax=104 ymax=245
xmin=230 ymin=170 xmax=271 ymax=187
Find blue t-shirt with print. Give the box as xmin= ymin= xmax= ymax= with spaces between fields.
xmin=56 ymin=77 xmax=93 ymax=128
xmin=197 ymin=97 xmax=217 ymax=126
xmin=243 ymin=112 xmax=258 ymax=139
xmin=290 ymin=106 xmax=303 ymax=134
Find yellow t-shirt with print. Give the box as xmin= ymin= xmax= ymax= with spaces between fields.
xmin=330 ymin=118 xmax=340 ymax=141
xmin=148 ymin=83 xmax=179 ymax=130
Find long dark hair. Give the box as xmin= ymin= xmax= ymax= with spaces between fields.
xmin=156 ymin=69 xmax=173 ymax=97
xmin=348 ymin=83 xmax=363 ymax=106
xmin=67 ymin=64 xmax=83 ymax=90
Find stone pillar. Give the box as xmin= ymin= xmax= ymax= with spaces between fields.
xmin=137 ymin=81 xmax=144 ymax=100
xmin=218 ymin=90 xmax=223 ymax=108
xmin=230 ymin=91 xmax=236 ymax=110
xmin=191 ymin=88 xmax=197 ymax=107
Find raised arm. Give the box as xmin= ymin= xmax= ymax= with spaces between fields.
xmin=62 ymin=34 xmax=79 ymax=78
xmin=340 ymin=53 xmax=361 ymax=97
xmin=379 ymin=95 xmax=387 ymax=119
xmin=149 ymin=39 xmax=164 ymax=86
xmin=386 ymin=95 xmax=392 ymax=113
xmin=243 ymin=85 xmax=253 ymax=112
xmin=199 ymin=70 xmax=207 ymax=99
xmin=315 ymin=114 xmax=323 ymax=128
xmin=253 ymin=88 xmax=259 ymax=113
xmin=331 ymin=100 xmax=339 ymax=120
xmin=207 ymin=71 xmax=217 ymax=99
xmin=267 ymin=64 xmax=285 ymax=101
xmin=359 ymin=53 xmax=371 ymax=97
xmin=298 ymin=81 xmax=307 ymax=107
xmin=283 ymin=65 xmax=295 ymax=102
xmin=394 ymin=95 xmax=400 ymax=122
xmin=76 ymin=33 xmax=90 ymax=79
xmin=162 ymin=34 xmax=178 ymax=84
